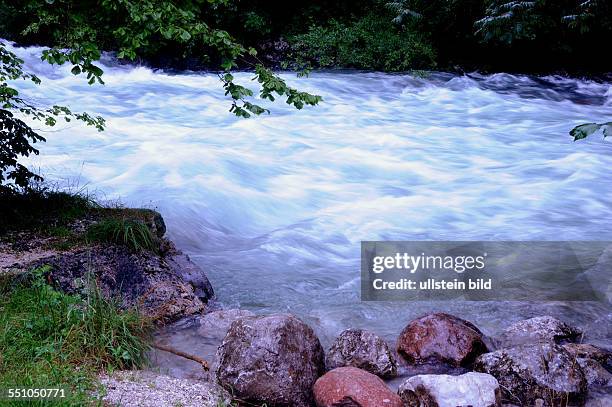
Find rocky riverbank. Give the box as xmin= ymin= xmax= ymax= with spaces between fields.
xmin=0 ymin=208 xmax=214 ymax=323
xmin=2 ymin=210 xmax=610 ymax=406
xmin=138 ymin=309 xmax=611 ymax=406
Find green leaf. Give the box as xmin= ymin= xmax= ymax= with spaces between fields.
xmin=179 ymin=30 xmax=192 ymax=41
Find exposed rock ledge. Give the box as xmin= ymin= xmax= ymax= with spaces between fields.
xmin=0 ymin=208 xmax=213 ymax=323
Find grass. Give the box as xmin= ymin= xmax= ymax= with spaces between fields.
xmin=0 ymin=187 xmax=161 ymax=253
xmin=0 ymin=267 xmax=153 ymax=406
xmin=0 ymin=189 xmax=95 ymax=235
xmin=86 ymin=218 xmax=158 ymax=253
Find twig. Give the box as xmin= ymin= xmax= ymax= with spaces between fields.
xmin=152 ymin=343 xmax=209 ymax=371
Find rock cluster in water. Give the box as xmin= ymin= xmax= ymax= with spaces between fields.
xmin=211 ymin=312 xmax=610 ymax=407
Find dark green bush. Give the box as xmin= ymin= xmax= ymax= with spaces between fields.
xmin=288 ymin=12 xmax=436 ymax=71
xmin=0 ymin=189 xmax=94 ymax=234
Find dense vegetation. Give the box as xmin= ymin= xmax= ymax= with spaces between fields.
xmin=0 ymin=267 xmax=151 ymax=406
xmin=3 ymin=1 xmax=609 ymax=73
xmin=0 ymin=0 xmax=611 ymax=192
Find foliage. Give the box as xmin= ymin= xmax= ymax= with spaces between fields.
xmin=10 ymin=0 xmax=322 ymax=117
xmin=475 ymin=0 xmax=612 ymax=44
xmin=386 ymin=0 xmax=611 ymax=71
xmin=0 ymin=266 xmax=152 ymax=405
xmin=0 ymin=189 xmax=94 ymax=234
xmin=570 ymin=122 xmax=612 ymax=141
xmin=1 ymin=42 xmax=104 ymax=193
xmin=0 ymin=0 xmax=322 ymax=192
xmin=287 ymin=12 xmax=435 ymax=71
xmin=386 ymin=0 xmax=486 ymax=66
xmin=86 ymin=218 xmax=158 ymax=252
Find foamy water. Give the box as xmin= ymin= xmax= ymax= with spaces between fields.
xmin=5 ymin=41 xmax=611 ymax=365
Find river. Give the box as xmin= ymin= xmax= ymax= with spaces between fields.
xmin=5 ymin=41 xmax=612 ymax=379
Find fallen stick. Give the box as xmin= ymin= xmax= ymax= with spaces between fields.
xmin=152 ymin=343 xmax=209 ymax=371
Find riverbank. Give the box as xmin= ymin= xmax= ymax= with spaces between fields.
xmin=1 ymin=192 xmax=611 ymax=406
xmin=0 ymin=191 xmax=214 ymax=324
xmin=0 ymin=191 xmax=221 ymax=404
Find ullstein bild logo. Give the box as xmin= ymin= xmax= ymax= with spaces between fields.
xmin=361 ymin=241 xmax=612 ymax=301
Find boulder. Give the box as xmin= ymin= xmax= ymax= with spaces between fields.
xmin=196 ymin=309 xmax=255 ymax=339
xmin=215 ymin=314 xmax=324 ymax=407
xmin=575 ymin=358 xmax=612 ymax=388
xmin=396 ymin=313 xmax=488 ymax=367
xmin=562 ymin=343 xmax=612 ymax=371
xmin=313 ymin=366 xmax=403 ymax=407
xmin=32 ymin=244 xmax=208 ymax=323
xmin=166 ymin=251 xmax=214 ymax=302
xmin=397 ymin=372 xmax=501 ymax=407
xmin=498 ymin=316 xmax=582 ymax=347
xmin=326 ymin=329 xmax=397 ymax=378
xmin=474 ymin=343 xmax=587 ymax=406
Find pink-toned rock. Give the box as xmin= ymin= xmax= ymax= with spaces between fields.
xmin=313 ymin=367 xmax=403 ymax=407
xmin=397 ymin=313 xmax=488 ymax=367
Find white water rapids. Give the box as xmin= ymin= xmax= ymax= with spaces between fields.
xmin=5 ymin=41 xmax=612 ymax=378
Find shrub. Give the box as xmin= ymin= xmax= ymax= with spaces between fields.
xmin=287 ymin=12 xmax=435 ymax=72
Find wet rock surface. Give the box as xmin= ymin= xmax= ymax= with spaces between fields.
xmin=498 ymin=316 xmax=582 ymax=347
xmin=562 ymin=343 xmax=612 ymax=371
xmin=398 ymin=372 xmax=501 ymax=407
xmin=575 ymin=357 xmax=612 ymax=388
xmin=326 ymin=328 xmax=397 ymax=378
xmin=215 ymin=313 xmax=325 ymax=407
xmin=474 ymin=342 xmax=587 ymax=406
xmin=313 ymin=366 xmax=403 ymax=407
xmin=397 ymin=312 xmax=488 ymax=367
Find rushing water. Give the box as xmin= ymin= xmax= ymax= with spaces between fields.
xmin=5 ymin=41 xmax=612 ymax=378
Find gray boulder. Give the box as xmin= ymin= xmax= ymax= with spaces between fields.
xmin=474 ymin=343 xmax=587 ymax=406
xmin=215 ymin=313 xmax=325 ymax=407
xmin=398 ymin=372 xmax=501 ymax=407
xmin=562 ymin=343 xmax=612 ymax=371
xmin=32 ymin=244 xmax=208 ymax=323
xmin=166 ymin=252 xmax=214 ymax=302
xmin=326 ymin=329 xmax=397 ymax=378
xmin=196 ymin=309 xmax=255 ymax=339
xmin=575 ymin=358 xmax=612 ymax=388
xmin=498 ymin=316 xmax=582 ymax=347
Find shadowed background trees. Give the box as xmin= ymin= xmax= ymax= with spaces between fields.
xmin=1 ymin=0 xmax=611 ymax=192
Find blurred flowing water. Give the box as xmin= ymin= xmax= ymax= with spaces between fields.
xmin=5 ymin=41 xmax=612 ymax=378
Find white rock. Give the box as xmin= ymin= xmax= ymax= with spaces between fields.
xmin=398 ymin=372 xmax=501 ymax=407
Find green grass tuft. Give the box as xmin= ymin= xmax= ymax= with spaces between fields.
xmin=0 ymin=267 xmax=152 ymax=406
xmin=86 ymin=219 xmax=157 ymax=252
